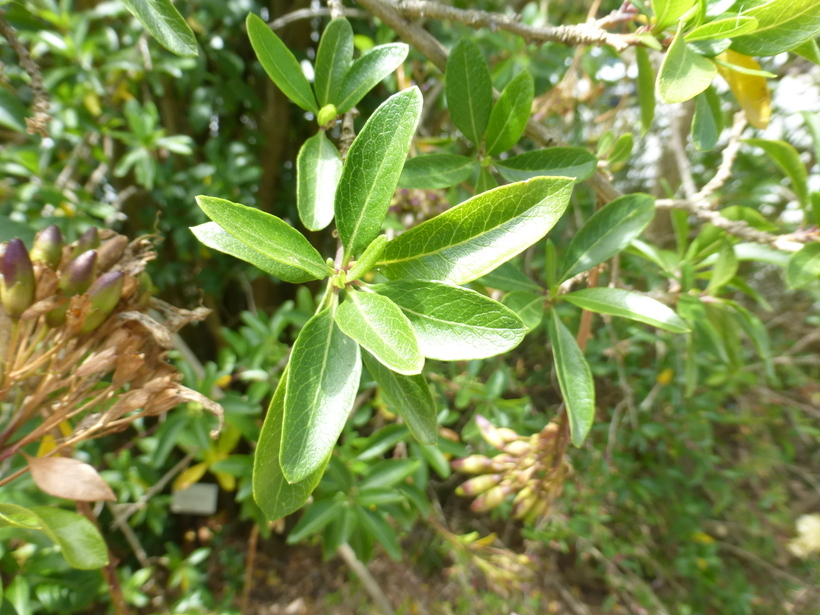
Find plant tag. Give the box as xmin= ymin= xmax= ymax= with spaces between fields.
xmin=171 ymin=483 xmax=218 ymax=515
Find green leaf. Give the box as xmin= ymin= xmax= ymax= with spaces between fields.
xmin=336 ymin=44 xmax=409 ymax=113
xmin=547 ymin=311 xmax=595 ymax=447
xmin=786 ymin=243 xmax=820 ymax=288
xmin=379 ymin=177 xmax=573 ymax=285
xmin=705 ymin=241 xmax=738 ymax=293
xmin=336 ymin=290 xmax=423 ymax=375
xmin=121 ymin=0 xmax=198 ymax=56
xmin=281 ymin=308 xmax=362 ymax=483
xmin=485 ymin=70 xmax=534 ymax=155
xmin=657 ymin=26 xmax=717 ymax=103
xmin=477 ymin=261 xmax=544 ymax=293
xmin=494 ymin=148 xmax=598 ymax=183
xmin=355 ymin=488 xmax=406 ymax=507
xmin=297 ymin=131 xmax=343 ymax=231
xmin=362 ymin=350 xmax=438 ymax=445
xmin=253 ymin=371 xmax=329 ymax=521
xmin=791 ymin=38 xmax=820 ymax=65
xmin=803 ymin=111 xmax=820 ymax=167
xmin=652 ymin=0 xmax=697 ymax=31
xmin=744 ymin=138 xmax=809 ymax=208
xmin=371 ymin=280 xmax=527 ymax=360
xmin=501 ymin=291 xmax=544 ymax=330
xmin=314 ymin=18 xmax=354 ymax=108
xmin=445 ymin=39 xmax=493 ymax=144
xmin=560 ymin=193 xmax=655 ymax=283
xmin=355 ymin=507 xmax=402 ymax=561
xmin=194 ymin=196 xmax=330 ymax=282
xmin=475 ymin=167 xmax=498 ymax=194
xmin=730 ymin=0 xmax=820 ymax=57
xmin=247 ymin=13 xmax=317 ymax=113
xmin=563 ymin=288 xmax=690 ymax=333
xmin=287 ymin=500 xmax=342 ymax=543
xmin=685 ymin=15 xmax=758 ymax=41
xmin=691 ymin=86 xmax=722 ymax=151
xmin=0 ymin=503 xmax=108 ymax=570
xmin=605 ymin=133 xmax=634 ymax=167
xmin=336 ymin=87 xmax=422 ymax=257
xmin=398 ymin=154 xmax=476 ymax=189
xmin=355 ymin=424 xmax=410 ymax=461
xmin=720 ymin=205 xmax=778 ymax=232
xmin=360 ymin=459 xmax=420 ymax=490
xmin=0 ymin=88 xmax=28 ymax=132
xmin=348 ymin=235 xmax=389 ymax=282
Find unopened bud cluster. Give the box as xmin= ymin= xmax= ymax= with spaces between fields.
xmin=389 ymin=188 xmax=448 ymax=228
xmin=452 ymin=415 xmax=570 ymax=522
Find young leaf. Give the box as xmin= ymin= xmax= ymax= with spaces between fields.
xmin=297 ymin=131 xmax=343 ymax=231
xmin=477 ymin=261 xmax=544 ymax=293
xmin=195 ymin=196 xmax=330 ymax=282
xmin=563 ymin=288 xmax=690 ymax=333
xmin=716 ymin=51 xmax=770 ymax=129
xmin=246 ymin=13 xmax=318 ymax=113
xmin=336 ymin=44 xmax=409 ymax=113
xmin=379 ymin=177 xmax=574 ymax=285
xmin=792 ymin=38 xmax=820 ymax=65
xmin=371 ymin=280 xmax=527 ymax=360
xmin=121 ymin=0 xmax=198 ymax=57
xmin=560 ymin=193 xmax=655 ymax=283
xmin=657 ymin=25 xmax=717 ymax=103
xmin=494 ymin=147 xmax=598 ymax=183
xmin=500 ymin=291 xmax=545 ymax=330
xmin=287 ymin=500 xmax=342 ymax=543
xmin=744 ymin=138 xmax=810 ymax=208
xmin=636 ymin=46 xmax=656 ymax=134
xmin=281 ymin=308 xmax=362 ymax=483
xmin=335 ymin=87 xmax=422 ymax=257
xmin=652 ymin=0 xmax=697 ymax=32
xmin=691 ymin=87 xmax=722 ymax=151
xmin=547 ymin=310 xmax=595 ymax=447
xmin=348 ymin=235 xmax=389 ymax=282
xmin=253 ymin=370 xmax=329 ymax=521
xmin=446 ymin=39 xmax=493 ymax=145
xmin=705 ymin=241 xmax=738 ymax=294
xmin=730 ymin=0 xmax=820 ymax=57
xmin=786 ymin=243 xmax=820 ymax=289
xmin=475 ymin=167 xmax=498 ymax=194
xmin=685 ymin=15 xmax=758 ymax=41
xmin=314 ymin=18 xmax=354 ymax=108
xmin=485 ymin=70 xmax=535 ymax=156
xmin=398 ymin=154 xmax=476 ymax=189
xmin=335 ymin=290 xmax=423 ymax=375
xmin=362 ymin=350 xmax=438 ymax=445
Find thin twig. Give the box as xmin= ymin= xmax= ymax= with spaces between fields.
xmin=669 ymin=104 xmax=697 ymax=200
xmin=337 ymin=543 xmax=395 ymax=615
xmin=694 ymin=112 xmax=747 ymax=204
xmin=240 ymin=524 xmax=260 ymax=614
xmin=268 ymin=7 xmax=368 ymax=30
xmin=326 ymin=0 xmax=346 ymax=21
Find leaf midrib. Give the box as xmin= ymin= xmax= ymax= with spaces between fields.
xmin=230 ymin=221 xmax=326 ymax=276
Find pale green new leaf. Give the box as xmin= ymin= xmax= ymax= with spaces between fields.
xmin=121 ymin=0 xmax=198 ymax=57
xmin=494 ymin=148 xmax=598 ymax=183
xmin=314 ymin=18 xmax=354 ymax=108
xmin=501 ymin=291 xmax=545 ymax=330
xmin=398 ymin=154 xmax=476 ymax=189
xmin=744 ymin=138 xmax=809 ymax=207
xmin=297 ymin=131 xmax=343 ymax=231
xmin=652 ymin=0 xmax=697 ymax=31
xmin=348 ymin=235 xmax=388 ymax=282
xmin=657 ymin=26 xmax=717 ymax=103
xmin=485 ymin=70 xmax=535 ymax=155
xmin=560 ymin=193 xmax=655 ymax=283
xmin=786 ymin=243 xmax=820 ymax=288
xmin=336 ymin=44 xmax=409 ymax=113
xmin=636 ymin=46 xmax=656 ymax=134
xmin=563 ymin=288 xmax=690 ymax=333
xmin=730 ymin=0 xmax=820 ymax=57
xmin=281 ymin=308 xmax=362 ymax=483
xmin=685 ymin=15 xmax=758 ymax=41
xmin=247 ymin=13 xmax=318 ymax=113
xmin=446 ymin=39 xmax=493 ymax=145
xmin=791 ymin=39 xmax=820 ymax=65
xmin=547 ymin=311 xmax=595 ymax=447
xmin=336 ymin=290 xmax=423 ymax=375
xmin=379 ymin=177 xmax=574 ymax=285
xmin=336 ymin=87 xmax=422 ymax=257
xmin=195 ymin=196 xmax=330 ymax=282
xmin=371 ymin=280 xmax=527 ymax=360
xmin=362 ymin=350 xmax=437 ymax=444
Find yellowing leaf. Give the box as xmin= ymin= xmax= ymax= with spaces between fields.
xmin=692 ymin=531 xmax=715 ymax=544
xmin=214 ymin=471 xmax=236 ymax=492
xmin=172 ymin=461 xmax=209 ymax=492
xmin=656 ymin=368 xmax=674 ymax=385
xmin=37 ymin=435 xmax=57 ymax=457
xmin=716 ymin=51 xmax=771 ymax=129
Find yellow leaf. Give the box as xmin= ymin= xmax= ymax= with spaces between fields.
xmin=214 ymin=471 xmax=235 ymax=492
xmin=716 ymin=51 xmax=771 ymax=129
xmin=215 ymin=374 xmax=231 ymax=388
xmin=696 ymin=557 xmax=709 ymax=570
xmin=173 ymin=462 xmax=209 ymax=492
xmin=692 ymin=531 xmax=715 ymax=544
xmin=36 ymin=435 xmax=57 ymax=457
xmin=473 ymin=532 xmax=498 ymax=547
xmin=82 ymin=91 xmax=101 ymax=117
xmin=656 ymin=368 xmax=674 ymax=385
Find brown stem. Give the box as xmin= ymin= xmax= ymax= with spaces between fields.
xmin=76 ymin=501 xmax=130 ymax=615
xmin=240 ymin=524 xmax=260 ymax=614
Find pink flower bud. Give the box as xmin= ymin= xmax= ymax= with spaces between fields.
xmin=1 ymin=239 xmax=35 ymax=318
xmin=80 ymin=271 xmax=124 ymax=333
xmin=60 ymin=250 xmax=97 ymax=296
xmin=30 ymin=225 xmax=63 ymax=268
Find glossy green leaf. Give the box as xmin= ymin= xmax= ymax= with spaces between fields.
xmin=253 ymin=371 xmax=329 ymax=521
xmin=356 ymin=507 xmax=402 ymax=561
xmin=398 ymin=154 xmax=476 ymax=189
xmin=355 ymin=424 xmax=410 ymax=461
xmin=360 ymin=459 xmax=420 ymax=490
xmin=371 ymin=280 xmax=527 ymax=360
xmin=121 ymin=0 xmax=198 ymax=57
xmin=297 ymin=131 xmax=343 ymax=231
xmin=336 ymin=290 xmax=423 ymax=375
xmin=692 ymin=86 xmax=722 ymax=151
xmin=314 ymin=18 xmax=354 ymax=107
xmin=786 ymin=243 xmax=820 ymax=288
xmin=705 ymin=241 xmax=738 ymax=293
xmin=657 ymin=26 xmax=717 ymax=103
xmin=501 ymin=291 xmax=544 ymax=330
xmin=494 ymin=147 xmax=598 ymax=183
xmin=287 ymin=499 xmax=342 ymax=543
xmin=547 ymin=311 xmax=595 ymax=447
xmin=730 ymin=0 xmax=820 ymax=57
xmin=362 ymin=350 xmax=437 ymax=445
xmin=336 ymin=87 xmax=422 ymax=257
xmin=791 ymin=38 xmax=820 ymax=65
xmin=348 ymin=235 xmax=388 ymax=282
xmin=606 ymin=133 xmax=634 ymax=166
xmin=195 ymin=196 xmax=330 ymax=282
xmin=485 ymin=70 xmax=534 ymax=155
xmin=636 ymin=46 xmax=656 ymax=134
xmin=744 ymin=138 xmax=809 ymax=208
xmin=475 ymin=167 xmax=498 ymax=194
xmin=686 ymin=15 xmax=758 ymax=41
xmin=560 ymin=193 xmax=655 ymax=283
xmin=477 ymin=261 xmax=544 ymax=293
xmin=247 ymin=13 xmax=317 ymax=113
xmin=446 ymin=39 xmax=493 ymax=144
xmin=336 ymin=44 xmax=409 ymax=113
xmin=380 ymin=177 xmax=573 ymax=285
xmin=281 ymin=308 xmax=362 ymax=483
xmin=563 ymin=288 xmax=690 ymax=333
xmin=355 ymin=489 xmax=406 ymax=507
xmin=652 ymin=0 xmax=697 ymax=31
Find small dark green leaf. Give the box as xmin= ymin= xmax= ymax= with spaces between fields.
xmin=297 ymin=131 xmax=343 ymax=231
xmin=744 ymin=138 xmax=810 ymax=208
xmin=494 ymin=147 xmax=597 ymax=183
xmin=398 ymin=154 xmax=476 ymax=189
xmin=636 ymin=46 xmax=656 ymax=134
xmin=121 ymin=0 xmax=198 ymax=57
xmin=360 ymin=459 xmax=420 ymax=490
xmin=485 ymin=70 xmax=534 ymax=155
xmin=657 ymin=26 xmax=717 ymax=103
xmin=475 ymin=167 xmax=498 ymax=194
xmin=786 ymin=243 xmax=820 ymax=288
xmin=287 ymin=500 xmax=342 ymax=543
xmin=446 ymin=39 xmax=493 ymax=144
xmin=314 ymin=18 xmax=354 ymax=108
xmin=477 ymin=261 xmax=544 ymax=293
xmin=501 ymin=291 xmax=544 ymax=330
xmin=336 ymin=44 xmax=409 ymax=113
xmin=692 ymin=87 xmax=722 ymax=151
xmin=356 ymin=507 xmax=402 ymax=561
xmin=705 ymin=241 xmax=738 ymax=294
xmin=563 ymin=288 xmax=690 ymax=333
xmin=355 ymin=424 xmax=410 ymax=461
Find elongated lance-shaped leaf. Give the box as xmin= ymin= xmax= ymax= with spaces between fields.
xmin=314 ymin=18 xmax=354 ymax=108
xmin=379 ymin=177 xmax=573 ymax=285
xmin=636 ymin=46 xmax=655 ymax=134
xmin=335 ymin=44 xmax=409 ymax=113
xmin=246 ymin=13 xmax=318 ymax=113
xmin=335 ymin=87 xmax=422 ymax=258
xmin=446 ymin=39 xmax=493 ymax=145
xmin=362 ymin=350 xmax=437 ymax=445
xmin=348 ymin=235 xmax=388 ymax=282
xmin=744 ymin=138 xmax=809 ymax=208
xmin=560 ymin=193 xmax=655 ymax=283
xmin=281 ymin=307 xmax=361 ymax=483
xmin=478 ymin=261 xmax=544 ymax=294
xmin=547 ymin=310 xmax=595 ymax=447
xmin=563 ymin=288 xmax=690 ymax=333
xmin=195 ymin=196 xmax=331 ymax=282
xmin=398 ymin=154 xmax=476 ymax=189
xmin=486 ymin=70 xmax=535 ymax=155
xmin=730 ymin=0 xmax=820 ymax=57
xmin=297 ymin=131 xmax=343 ymax=231
xmin=336 ymin=290 xmax=423 ymax=375
xmin=494 ymin=147 xmax=598 ymax=183
xmin=371 ymin=280 xmax=527 ymax=360
xmin=786 ymin=243 xmax=820 ymax=288
xmin=121 ymin=0 xmax=198 ymax=57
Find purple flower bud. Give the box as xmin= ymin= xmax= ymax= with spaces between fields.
xmin=1 ymin=239 xmax=35 ymax=318
xmin=60 ymin=250 xmax=97 ymax=296
xmin=71 ymin=227 xmax=100 ymax=259
xmin=80 ymin=271 xmax=124 ymax=333
xmin=96 ymin=236 xmax=128 ymax=271
xmin=30 ymin=225 xmax=64 ymax=268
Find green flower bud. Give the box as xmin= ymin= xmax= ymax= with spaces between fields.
xmin=71 ymin=227 xmax=100 ymax=259
xmin=451 ymin=455 xmax=494 ymax=474
xmin=1 ymin=238 xmax=35 ymax=318
xmin=60 ymin=250 xmax=97 ymax=296
xmin=30 ymin=225 xmax=63 ymax=268
xmin=80 ymin=271 xmax=124 ymax=333
xmin=317 ymin=104 xmax=338 ymax=127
